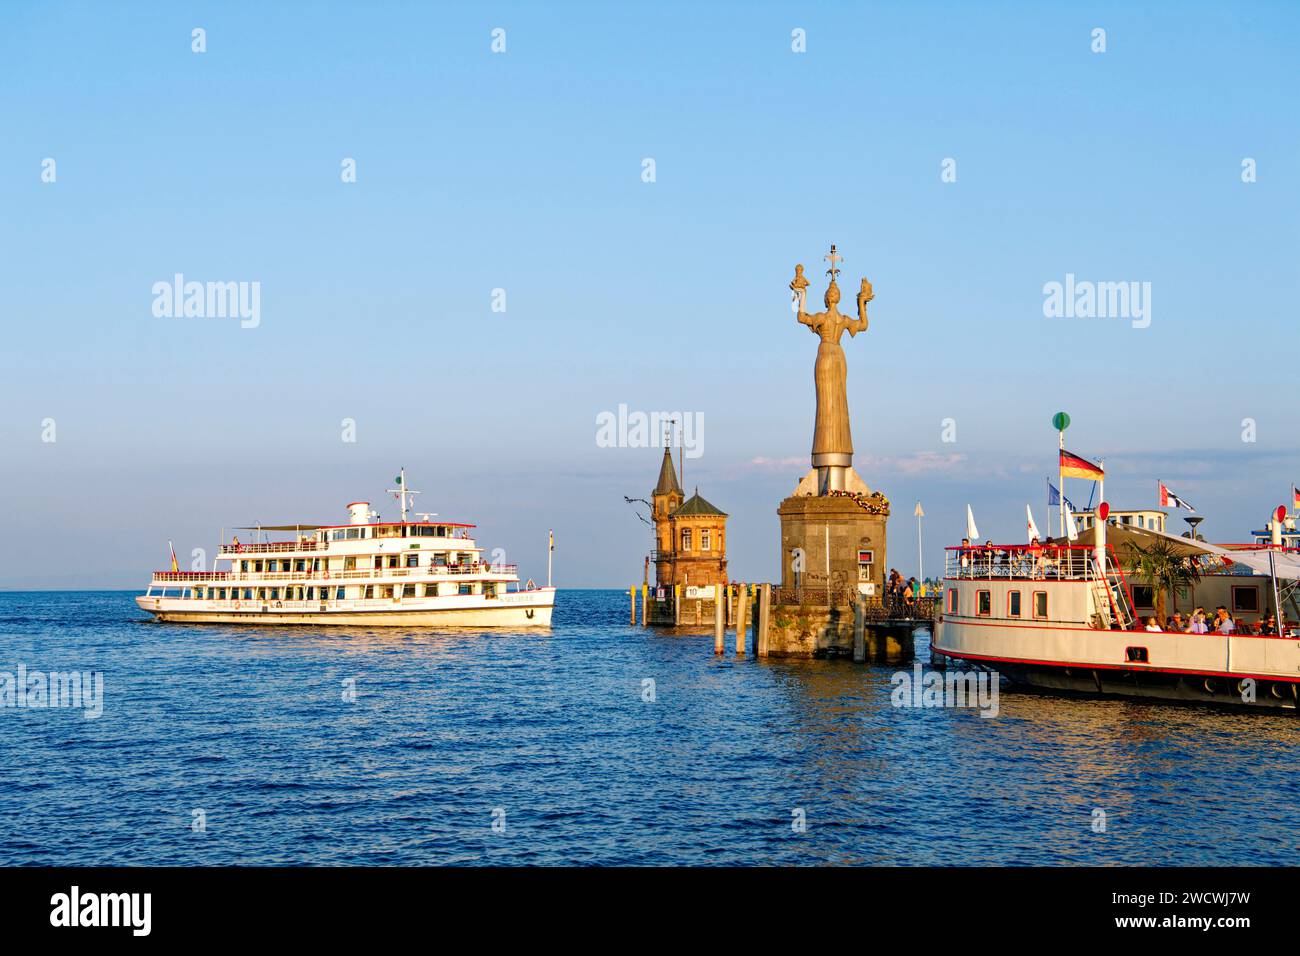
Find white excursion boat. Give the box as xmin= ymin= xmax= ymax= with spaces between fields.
xmin=137 ymin=472 xmax=556 ymax=627
xmin=932 ymin=507 xmax=1300 ymax=711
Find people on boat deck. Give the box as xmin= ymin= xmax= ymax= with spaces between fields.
xmin=1213 ymin=606 xmax=1236 ymax=634
xmin=1188 ymin=608 xmax=1209 ymax=633
xmin=1260 ymin=611 xmax=1278 ymax=635
xmin=1167 ymin=613 xmax=1184 ymax=632
xmin=1144 ymin=616 xmax=1163 ymax=632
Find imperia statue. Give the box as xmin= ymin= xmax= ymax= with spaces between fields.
xmin=789 ymin=245 xmax=873 ymax=494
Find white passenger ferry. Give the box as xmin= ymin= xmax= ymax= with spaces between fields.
xmin=137 ymin=472 xmax=556 ymax=627
xmin=932 ymin=506 xmax=1300 ymax=711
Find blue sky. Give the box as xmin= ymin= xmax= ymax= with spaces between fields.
xmin=2 ymin=1 xmax=1298 ymax=588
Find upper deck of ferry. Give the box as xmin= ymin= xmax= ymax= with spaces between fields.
xmin=216 ymin=520 xmax=478 ymax=556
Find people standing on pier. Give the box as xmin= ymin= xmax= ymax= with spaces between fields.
xmin=888 ymin=568 xmax=903 ymax=598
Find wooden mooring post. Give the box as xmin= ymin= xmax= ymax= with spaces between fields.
xmin=735 ymin=584 xmax=749 ymax=655
xmin=640 ymin=584 xmax=648 ymax=628
xmin=852 ymin=592 xmax=866 ymax=663
xmin=714 ymin=589 xmax=725 ymax=654
xmin=757 ymin=583 xmax=771 ymax=657
xmin=629 ymin=587 xmax=637 ymax=625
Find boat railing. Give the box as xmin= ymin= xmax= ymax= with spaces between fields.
xmin=944 ymin=544 xmax=1117 ymax=582
xmin=219 ymin=540 xmax=322 ymax=555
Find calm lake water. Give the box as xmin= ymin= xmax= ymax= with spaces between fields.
xmin=1 ymin=589 xmax=1296 ymax=866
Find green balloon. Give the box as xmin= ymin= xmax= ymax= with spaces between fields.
xmin=1052 ymin=412 xmax=1071 ymax=431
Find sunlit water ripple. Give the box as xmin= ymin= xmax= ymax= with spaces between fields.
xmin=1 ymin=590 xmax=1295 ymax=865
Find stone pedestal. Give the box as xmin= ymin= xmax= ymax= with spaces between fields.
xmin=777 ymin=493 xmax=887 ymax=598
xmin=763 ymin=471 xmax=906 ymax=660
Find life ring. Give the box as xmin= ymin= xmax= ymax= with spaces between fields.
xmin=323 ymin=570 xmax=331 ymax=580
xmin=234 ymin=600 xmax=242 ymax=610
xmin=525 ymin=579 xmax=536 ymax=591
xmin=274 ymin=601 xmax=283 ymax=609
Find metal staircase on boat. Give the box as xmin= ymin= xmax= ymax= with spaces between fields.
xmin=1089 ymin=556 xmax=1134 ymax=630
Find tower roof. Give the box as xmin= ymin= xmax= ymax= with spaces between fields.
xmin=653 ymin=447 xmax=682 ymax=496
xmin=673 ymin=489 xmax=727 ymax=517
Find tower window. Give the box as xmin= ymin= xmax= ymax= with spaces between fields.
xmin=701 ymin=530 xmax=711 ymax=551
xmin=681 ymin=529 xmax=692 ymax=551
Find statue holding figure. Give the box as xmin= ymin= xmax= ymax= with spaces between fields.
xmin=790 ymin=244 xmax=873 ymax=494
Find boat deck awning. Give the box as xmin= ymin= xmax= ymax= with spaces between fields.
xmin=1077 ymin=523 xmax=1300 ymax=580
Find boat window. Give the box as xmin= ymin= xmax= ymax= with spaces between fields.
xmin=402 ymin=584 xmax=416 ymax=597
xmin=1033 ymin=591 xmax=1048 ymax=619
xmin=946 ymin=588 xmax=958 ymax=615
xmin=458 ymin=583 xmax=473 ymax=595
xmin=1008 ymin=591 xmax=1022 ymax=618
xmin=405 ymin=554 xmax=419 ymax=568
xmin=976 ymin=590 xmax=991 ymax=616
xmin=1232 ymin=586 xmax=1259 ymax=613
xmin=344 ymin=557 xmax=356 ymax=571
xmin=335 ymin=587 xmax=345 ymax=600
xmin=364 ymin=585 xmax=374 ymax=599
xmin=1131 ymin=586 xmax=1154 ymax=610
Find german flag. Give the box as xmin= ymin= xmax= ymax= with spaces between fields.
xmin=1060 ymin=449 xmax=1104 ymax=481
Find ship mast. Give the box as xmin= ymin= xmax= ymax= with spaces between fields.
xmin=387 ymin=468 xmax=421 ymax=523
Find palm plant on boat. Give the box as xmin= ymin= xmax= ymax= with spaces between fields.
xmin=1124 ymin=539 xmax=1202 ymax=624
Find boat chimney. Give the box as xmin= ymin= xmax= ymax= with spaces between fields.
xmin=348 ymin=501 xmax=371 ymax=525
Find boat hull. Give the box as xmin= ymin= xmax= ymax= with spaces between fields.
xmin=984 ymin=659 xmax=1299 ymax=711
xmin=135 ymin=589 xmax=556 ymax=628
xmin=933 ymin=616 xmax=1300 ymax=711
